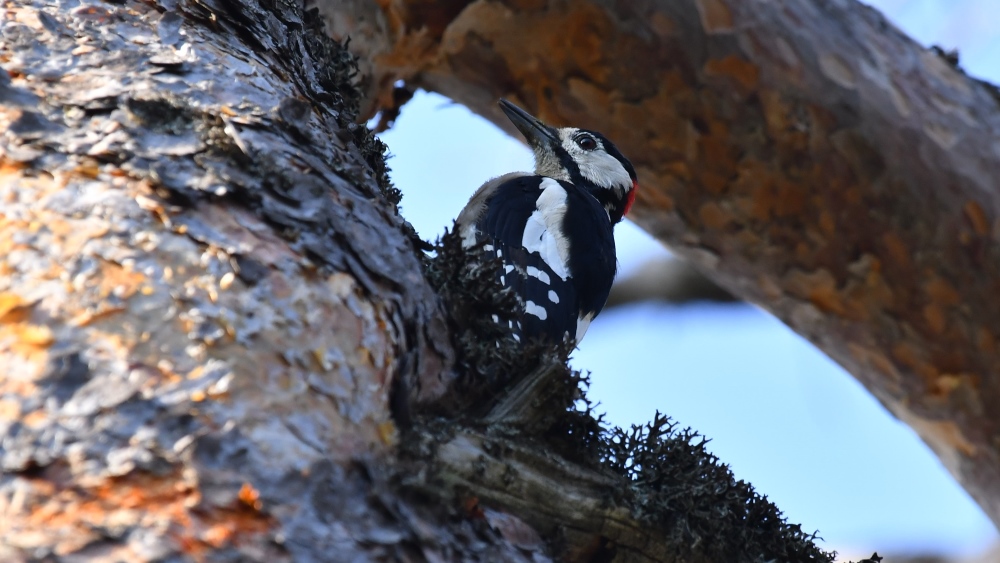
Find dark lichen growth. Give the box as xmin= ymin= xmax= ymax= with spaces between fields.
xmin=422 ymin=226 xmax=543 ymax=403
xmin=601 ymin=413 xmax=835 ymax=563
xmin=301 ymin=10 xmax=364 ymax=121
xmin=184 ymin=0 xmax=401 ymax=207
xmin=420 ymin=226 xmax=601 ymax=452
xmin=422 ymin=226 xmax=845 ymax=562
xmin=351 ymin=124 xmax=401 ymax=206
xmin=930 ymin=45 xmax=960 ymax=69
xmin=298 ymin=8 xmax=401 ymax=206
xmin=124 ymin=95 xmax=197 ymax=134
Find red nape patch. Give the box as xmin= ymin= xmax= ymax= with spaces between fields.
xmin=624 ymin=181 xmax=638 ymax=216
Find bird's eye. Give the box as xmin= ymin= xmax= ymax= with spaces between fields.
xmin=576 ymin=134 xmax=598 ymax=151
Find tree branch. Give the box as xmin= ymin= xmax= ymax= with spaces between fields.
xmin=607 ymin=258 xmax=738 ymax=308
xmin=316 ymin=0 xmax=1000 ymax=526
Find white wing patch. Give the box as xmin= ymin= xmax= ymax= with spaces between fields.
xmin=525 ymin=300 xmax=548 ymax=320
xmin=521 ymin=178 xmax=571 ymax=279
xmin=547 ymin=290 xmax=560 ymax=304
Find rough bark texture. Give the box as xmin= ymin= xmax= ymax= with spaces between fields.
xmin=315 ymin=0 xmax=1000 ymax=527
xmin=0 ymin=0 xmax=467 ymax=559
xmin=1 ymin=1 xmax=868 ymax=562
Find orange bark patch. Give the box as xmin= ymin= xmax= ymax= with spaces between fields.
xmin=891 ymin=341 xmax=939 ymax=387
xmin=976 ymin=327 xmax=995 ymax=354
xmin=848 ymin=343 xmax=901 ymax=382
xmin=698 ymin=169 xmax=729 ymax=196
xmin=97 ymin=260 xmax=146 ymax=299
xmin=0 ymin=398 xmax=22 ymax=420
xmin=869 ymin=350 xmax=901 ymax=382
xmin=12 ymin=324 xmax=54 ymax=347
xmin=0 ymin=292 xmax=32 ymax=323
xmin=784 ymin=269 xmax=846 ymax=316
xmin=10 ymin=470 xmax=277 ymax=558
xmin=704 ymin=55 xmax=760 ymax=94
xmin=238 ymin=483 xmax=263 ymax=511
xmin=699 ymin=201 xmax=733 ymax=230
xmin=880 ymin=232 xmax=911 ymax=270
xmin=635 ymin=184 xmax=675 ymax=211
xmin=698 ymin=131 xmax=738 ymax=180
xmin=923 ymin=303 xmax=947 ymax=335
xmin=924 ymin=276 xmax=960 ymax=306
xmin=695 ymin=0 xmax=733 ymax=33
xmin=908 ymin=417 xmax=978 ymax=458
xmin=818 ymin=211 xmax=836 ymax=237
xmin=931 ymin=373 xmax=975 ymax=399
xmin=891 ymin=341 xmax=923 ymax=371
xmin=963 ymin=200 xmax=989 ymax=236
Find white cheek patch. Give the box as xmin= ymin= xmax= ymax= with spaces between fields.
xmin=557 ymin=128 xmax=631 ymax=195
xmin=521 ymin=179 xmax=571 ymax=279
xmin=578 ymin=151 xmax=632 ymax=192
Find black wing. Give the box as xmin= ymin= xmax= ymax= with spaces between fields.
xmin=473 ymin=176 xmax=585 ymax=343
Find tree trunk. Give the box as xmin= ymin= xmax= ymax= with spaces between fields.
xmin=0 ymin=0 xmax=457 ymax=559
xmin=315 ymin=0 xmax=1000 ymax=528
xmin=0 ymin=0 xmax=867 ymax=562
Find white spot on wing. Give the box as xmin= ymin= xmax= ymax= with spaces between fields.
xmin=525 ymin=300 xmax=548 ymax=320
xmin=504 ymin=264 xmax=515 ymax=274
xmin=526 ymin=266 xmax=551 ymax=285
xmin=548 ymin=290 xmax=559 ymax=303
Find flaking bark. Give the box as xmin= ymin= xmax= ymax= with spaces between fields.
xmin=0 ymin=0 xmax=465 ymax=559
xmin=314 ymin=0 xmax=1000 ymax=527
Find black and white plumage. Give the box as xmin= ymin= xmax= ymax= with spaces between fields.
xmin=456 ymin=99 xmax=638 ymax=345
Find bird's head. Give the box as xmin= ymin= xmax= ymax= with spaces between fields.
xmin=499 ymin=98 xmax=638 ymax=225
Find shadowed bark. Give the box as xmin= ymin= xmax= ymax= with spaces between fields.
xmin=315 ymin=0 xmax=1000 ymax=527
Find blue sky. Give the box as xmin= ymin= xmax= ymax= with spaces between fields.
xmin=376 ymin=2 xmax=1000 ymax=558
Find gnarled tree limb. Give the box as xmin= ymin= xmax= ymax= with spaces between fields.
xmin=315 ymin=0 xmax=1000 ymax=526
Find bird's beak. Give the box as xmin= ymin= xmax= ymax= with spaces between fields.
xmin=499 ymin=99 xmax=558 ymax=148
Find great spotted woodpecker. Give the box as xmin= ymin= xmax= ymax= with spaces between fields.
xmin=456 ymin=99 xmax=638 ymax=345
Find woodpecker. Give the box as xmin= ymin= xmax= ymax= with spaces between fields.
xmin=455 ymin=99 xmax=638 ymax=345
